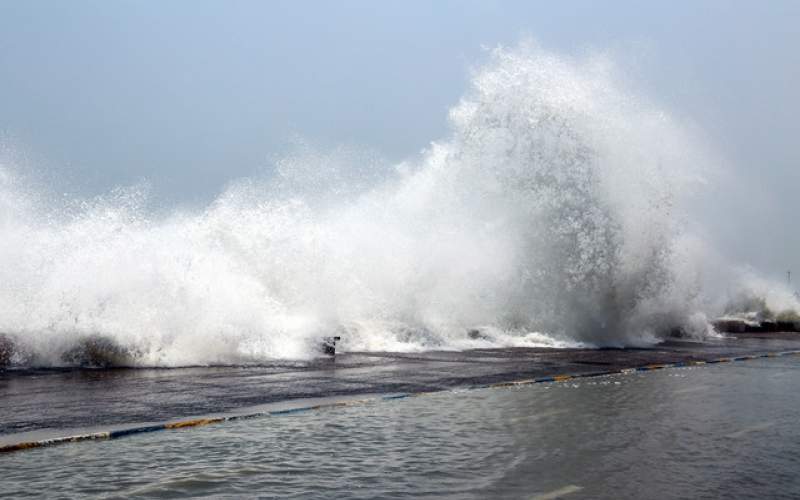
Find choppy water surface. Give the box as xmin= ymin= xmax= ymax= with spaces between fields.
xmin=4 ymin=357 xmax=800 ymax=499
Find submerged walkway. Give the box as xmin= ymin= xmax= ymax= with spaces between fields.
xmin=2 ymin=332 xmax=799 ymax=442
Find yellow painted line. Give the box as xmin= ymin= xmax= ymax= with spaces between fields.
xmin=74 ymin=431 xmax=110 ymax=441
xmin=0 ymin=431 xmax=112 ymax=453
xmin=531 ymin=484 xmax=584 ymax=500
xmin=324 ymin=401 xmax=355 ymax=408
xmin=1 ymin=441 xmax=41 ymax=452
xmin=552 ymin=374 xmax=572 ymax=382
xmin=646 ymin=364 xmax=668 ymax=370
xmin=492 ymin=379 xmax=537 ymax=387
xmin=333 ymin=398 xmax=372 ymax=407
xmin=490 ymin=381 xmax=518 ymax=388
xmin=165 ymin=417 xmax=224 ymax=429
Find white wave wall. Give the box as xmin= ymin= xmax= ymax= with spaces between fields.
xmin=1 ymin=43 xmax=791 ymax=366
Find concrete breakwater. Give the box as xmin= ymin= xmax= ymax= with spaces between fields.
xmin=712 ymin=318 xmax=800 ymax=334
xmin=4 ymin=349 xmax=800 ymax=454
xmin=4 ymin=331 xmax=800 ymax=440
xmin=1 ymin=317 xmax=800 ymax=369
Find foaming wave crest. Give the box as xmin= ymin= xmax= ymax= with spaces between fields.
xmin=1 ymin=43 xmax=792 ymax=367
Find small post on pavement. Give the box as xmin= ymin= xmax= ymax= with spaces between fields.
xmin=322 ymin=336 xmax=341 ymax=356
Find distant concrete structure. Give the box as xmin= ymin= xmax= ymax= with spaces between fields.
xmin=713 ymin=318 xmax=800 ymax=334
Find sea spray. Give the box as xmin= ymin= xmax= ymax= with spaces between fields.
xmin=0 ymin=43 xmax=795 ymax=367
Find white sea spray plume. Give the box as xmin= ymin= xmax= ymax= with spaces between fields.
xmin=0 ymin=43 xmax=790 ymax=367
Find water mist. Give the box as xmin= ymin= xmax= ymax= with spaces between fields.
xmin=1 ymin=43 xmax=795 ymax=367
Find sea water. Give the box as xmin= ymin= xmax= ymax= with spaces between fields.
xmin=3 ymin=357 xmax=799 ymax=499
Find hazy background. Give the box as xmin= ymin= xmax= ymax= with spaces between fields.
xmin=0 ymin=0 xmax=797 ymax=282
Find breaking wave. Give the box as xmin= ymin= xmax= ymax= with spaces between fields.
xmin=1 ymin=43 xmax=796 ymax=367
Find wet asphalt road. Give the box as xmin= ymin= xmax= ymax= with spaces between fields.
xmin=2 ymin=332 xmax=799 ymax=437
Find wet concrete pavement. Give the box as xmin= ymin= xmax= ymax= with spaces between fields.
xmin=2 ymin=332 xmax=799 ymax=437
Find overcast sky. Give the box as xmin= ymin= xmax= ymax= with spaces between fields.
xmin=1 ymin=0 xmax=798 ymax=280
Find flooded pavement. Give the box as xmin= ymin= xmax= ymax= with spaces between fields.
xmin=3 ymin=354 xmax=800 ymax=499
xmin=2 ymin=332 xmax=799 ymax=439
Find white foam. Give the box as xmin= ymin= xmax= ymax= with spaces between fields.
xmin=0 ymin=43 xmax=792 ymax=367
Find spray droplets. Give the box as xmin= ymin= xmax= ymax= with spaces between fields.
xmin=0 ymin=44 xmax=793 ymax=367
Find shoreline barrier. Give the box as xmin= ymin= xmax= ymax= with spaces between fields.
xmin=3 ymin=350 xmax=800 ymax=455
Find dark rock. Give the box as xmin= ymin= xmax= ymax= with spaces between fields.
xmin=0 ymin=333 xmax=13 ymax=367
xmin=61 ymin=335 xmax=133 ymax=368
xmin=777 ymin=321 xmax=800 ymax=332
xmin=714 ymin=318 xmax=800 ymax=334
xmin=758 ymin=320 xmax=779 ymax=332
xmin=712 ymin=319 xmax=747 ymax=333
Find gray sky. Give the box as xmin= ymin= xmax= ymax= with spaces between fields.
xmin=0 ymin=0 xmax=798 ymax=279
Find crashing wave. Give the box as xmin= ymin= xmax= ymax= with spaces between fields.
xmin=0 ymin=42 xmax=795 ymax=367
